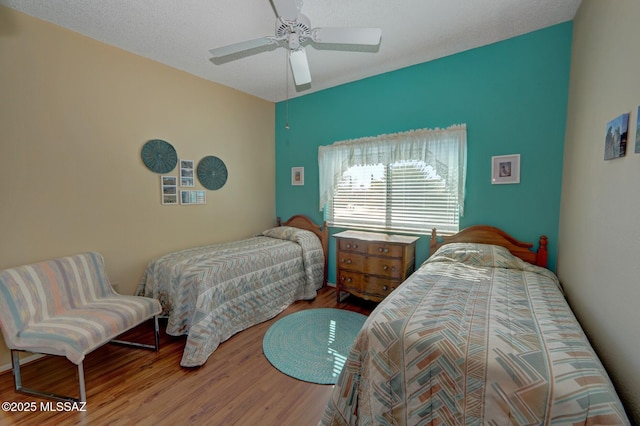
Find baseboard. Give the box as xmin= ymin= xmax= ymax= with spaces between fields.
xmin=0 ymin=353 xmax=45 ymax=374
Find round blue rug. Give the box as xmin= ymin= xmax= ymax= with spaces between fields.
xmin=263 ymin=308 xmax=367 ymax=384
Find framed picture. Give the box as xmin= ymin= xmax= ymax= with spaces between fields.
xmin=180 ymin=190 xmax=206 ymax=205
xmin=180 ymin=159 xmax=195 ymax=187
xmin=161 ymin=176 xmax=178 ymax=205
xmin=491 ymin=154 xmax=520 ymax=184
xmin=291 ymin=167 xmax=304 ymax=186
xmin=635 ymin=106 xmax=640 ymax=154
xmin=604 ymin=113 xmax=628 ymax=160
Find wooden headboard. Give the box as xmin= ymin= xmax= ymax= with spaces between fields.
xmin=277 ymin=215 xmax=329 ymax=286
xmin=430 ymin=225 xmax=548 ymax=268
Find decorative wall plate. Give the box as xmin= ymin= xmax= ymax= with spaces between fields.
xmin=141 ymin=139 xmax=178 ymax=174
xmin=197 ymin=156 xmax=228 ymax=190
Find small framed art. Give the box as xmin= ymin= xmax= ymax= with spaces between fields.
xmin=161 ymin=176 xmax=178 ymax=205
xmin=604 ymin=113 xmax=629 ymax=160
xmin=491 ymin=154 xmax=520 ymax=184
xmin=180 ymin=160 xmax=195 ymax=187
xmin=291 ymin=167 xmax=304 ymax=186
xmin=635 ymin=106 xmax=640 ymax=154
xmin=180 ymin=190 xmax=206 ymax=205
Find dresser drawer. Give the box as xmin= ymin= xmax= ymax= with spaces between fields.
xmin=337 ymin=239 xmax=367 ymax=254
xmin=366 ymin=243 xmax=404 ymax=258
xmin=362 ymin=275 xmax=401 ymax=298
xmin=337 ymin=269 xmax=362 ymax=290
xmin=336 ymin=251 xmax=365 ymax=271
xmin=364 ymin=257 xmax=404 ymax=279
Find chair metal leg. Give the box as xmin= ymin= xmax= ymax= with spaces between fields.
xmin=110 ymin=315 xmax=160 ymax=351
xmin=11 ymin=349 xmax=84 ymax=402
xmin=78 ymin=362 xmax=86 ymax=402
xmin=11 ymin=350 xmax=22 ymax=391
xmin=9 ymin=317 xmax=158 ymax=403
xmin=153 ymin=315 xmax=160 ymax=351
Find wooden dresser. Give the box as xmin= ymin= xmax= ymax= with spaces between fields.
xmin=334 ymin=230 xmax=419 ymax=302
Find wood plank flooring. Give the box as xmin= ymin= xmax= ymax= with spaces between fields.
xmin=0 ymin=287 xmax=376 ymax=425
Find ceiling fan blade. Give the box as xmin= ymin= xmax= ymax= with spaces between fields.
xmin=289 ymin=48 xmax=311 ymax=85
xmin=311 ymin=27 xmax=382 ymax=46
xmin=209 ymin=37 xmax=274 ymax=58
xmin=271 ymin=0 xmax=300 ymax=22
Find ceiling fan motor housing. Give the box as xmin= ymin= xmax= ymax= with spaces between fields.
xmin=276 ymin=13 xmax=311 ymax=47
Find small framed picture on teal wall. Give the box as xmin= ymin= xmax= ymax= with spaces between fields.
xmin=291 ymin=167 xmax=304 ymax=186
xmin=492 ymin=154 xmax=520 ymax=184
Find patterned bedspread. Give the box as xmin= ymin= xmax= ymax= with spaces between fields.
xmin=321 ymin=243 xmax=630 ymax=425
xmin=136 ymin=226 xmax=324 ymax=367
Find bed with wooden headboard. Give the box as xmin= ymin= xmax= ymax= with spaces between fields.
xmin=137 ymin=215 xmax=328 ymax=367
xmin=321 ymin=224 xmax=629 ymax=425
xmin=430 ymin=224 xmax=548 ymax=267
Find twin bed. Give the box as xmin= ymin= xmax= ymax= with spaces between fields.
xmin=321 ymin=226 xmax=630 ymax=425
xmin=136 ymin=215 xmax=328 ymax=367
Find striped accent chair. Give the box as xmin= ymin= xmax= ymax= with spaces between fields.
xmin=0 ymin=252 xmax=162 ymax=402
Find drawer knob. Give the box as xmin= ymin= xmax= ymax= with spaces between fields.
xmin=378 ymin=247 xmax=389 ymax=253
xmin=383 ymin=265 xmax=388 ymax=270
xmin=382 ymin=285 xmax=388 ymax=291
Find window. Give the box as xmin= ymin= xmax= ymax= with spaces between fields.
xmin=319 ymin=125 xmax=466 ymax=235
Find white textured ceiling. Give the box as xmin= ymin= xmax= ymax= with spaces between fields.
xmin=0 ymin=0 xmax=581 ymax=102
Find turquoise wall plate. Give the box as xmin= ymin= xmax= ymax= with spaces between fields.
xmin=197 ymin=156 xmax=228 ymax=190
xmin=141 ymin=139 xmax=178 ymax=173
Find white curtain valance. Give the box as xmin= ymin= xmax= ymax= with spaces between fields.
xmin=318 ymin=124 xmax=467 ymax=215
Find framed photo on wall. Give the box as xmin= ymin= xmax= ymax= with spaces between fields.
xmin=491 ymin=154 xmax=520 ymax=184
xmin=180 ymin=190 xmax=206 ymax=205
xmin=635 ymin=106 xmax=640 ymax=154
xmin=291 ymin=167 xmax=304 ymax=186
xmin=161 ymin=175 xmax=178 ymax=205
xmin=604 ymin=113 xmax=628 ymax=160
xmin=180 ymin=159 xmax=195 ymax=187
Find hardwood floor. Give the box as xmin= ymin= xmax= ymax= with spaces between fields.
xmin=0 ymin=287 xmax=376 ymax=425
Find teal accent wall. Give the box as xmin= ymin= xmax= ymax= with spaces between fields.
xmin=275 ymin=22 xmax=572 ymax=282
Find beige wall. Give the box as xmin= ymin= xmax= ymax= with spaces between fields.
xmin=0 ymin=8 xmax=275 ymax=367
xmin=559 ymin=1 xmax=640 ymax=422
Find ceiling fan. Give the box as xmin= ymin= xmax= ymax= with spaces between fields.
xmin=208 ymin=0 xmax=382 ymax=86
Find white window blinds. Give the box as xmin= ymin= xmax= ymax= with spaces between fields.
xmin=319 ymin=125 xmax=466 ymax=235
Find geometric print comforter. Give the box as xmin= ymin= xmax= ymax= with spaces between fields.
xmin=136 ymin=226 xmax=324 ymax=367
xmin=320 ymin=243 xmax=630 ymax=425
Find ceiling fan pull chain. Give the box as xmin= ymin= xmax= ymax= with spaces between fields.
xmin=285 ymin=49 xmax=290 ymax=131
